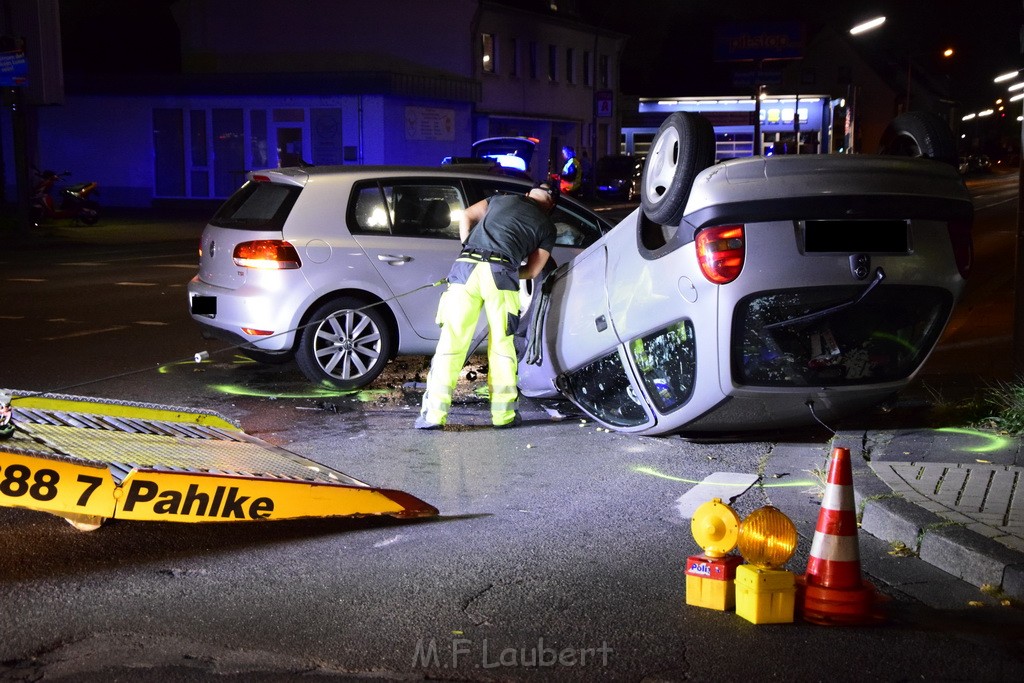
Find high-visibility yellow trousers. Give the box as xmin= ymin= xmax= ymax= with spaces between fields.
xmin=419 ymin=260 xmax=520 ymax=426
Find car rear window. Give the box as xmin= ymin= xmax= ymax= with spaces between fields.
xmin=210 ymin=180 xmax=302 ymax=230
xmin=732 ymin=285 xmax=952 ymax=386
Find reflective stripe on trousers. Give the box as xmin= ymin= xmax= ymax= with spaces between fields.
xmin=420 ymin=260 xmax=520 ymax=426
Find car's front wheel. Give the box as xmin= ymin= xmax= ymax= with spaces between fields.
xmin=296 ymin=296 xmax=394 ymax=390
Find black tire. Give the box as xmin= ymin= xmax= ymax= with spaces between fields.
xmin=640 ymin=112 xmax=716 ymax=225
xmin=296 ymin=296 xmax=393 ymax=390
xmin=240 ymin=346 xmax=293 ymax=365
xmin=877 ymin=112 xmax=957 ymax=166
xmin=79 ymin=200 xmax=100 ymax=225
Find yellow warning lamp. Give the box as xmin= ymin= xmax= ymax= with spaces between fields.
xmin=735 ymin=506 xmax=798 ymax=624
xmin=691 ymin=497 xmax=740 ymax=557
xmin=686 ymin=498 xmax=743 ymax=610
xmin=737 ymin=505 xmax=798 ymax=569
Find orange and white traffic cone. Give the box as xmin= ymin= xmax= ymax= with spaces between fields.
xmin=798 ymin=446 xmax=887 ymax=625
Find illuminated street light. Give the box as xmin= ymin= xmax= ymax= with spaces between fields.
xmin=849 ymin=16 xmax=885 ymax=35
xmin=995 ymin=70 xmax=1020 ymax=83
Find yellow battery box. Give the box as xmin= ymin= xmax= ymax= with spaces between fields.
xmin=685 ymin=554 xmax=743 ymax=611
xmin=735 ymin=564 xmax=795 ymax=624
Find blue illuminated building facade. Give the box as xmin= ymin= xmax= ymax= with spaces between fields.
xmin=2 ymin=0 xmax=624 ymax=207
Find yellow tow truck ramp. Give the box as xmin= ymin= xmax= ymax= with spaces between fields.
xmin=0 ymin=391 xmax=437 ymax=530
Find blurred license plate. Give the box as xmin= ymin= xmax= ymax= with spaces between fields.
xmin=190 ymin=295 xmax=216 ymax=315
xmin=803 ymin=220 xmax=908 ymax=254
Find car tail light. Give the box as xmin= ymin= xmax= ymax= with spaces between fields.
xmin=696 ymin=225 xmax=745 ymax=284
xmin=233 ymin=240 xmax=302 ymax=269
xmin=241 ymin=327 xmax=274 ymax=336
xmin=947 ymin=219 xmax=972 ymax=279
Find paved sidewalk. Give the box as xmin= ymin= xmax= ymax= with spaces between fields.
xmin=854 ymin=428 xmax=1024 ymax=601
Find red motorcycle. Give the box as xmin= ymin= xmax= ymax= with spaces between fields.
xmin=30 ymin=169 xmax=100 ymax=225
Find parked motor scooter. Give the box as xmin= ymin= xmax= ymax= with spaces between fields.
xmin=30 ymin=169 xmax=100 ymax=226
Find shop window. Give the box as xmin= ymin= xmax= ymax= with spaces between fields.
xmin=153 ymin=108 xmax=184 ymax=197
xmin=213 ymin=109 xmax=245 ymax=197
xmin=311 ymin=108 xmax=343 ymax=165
xmin=548 ymin=44 xmax=557 ymax=82
xmin=250 ymin=110 xmax=269 ymax=169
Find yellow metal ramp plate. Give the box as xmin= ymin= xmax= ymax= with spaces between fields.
xmin=0 ymin=392 xmax=437 ymax=528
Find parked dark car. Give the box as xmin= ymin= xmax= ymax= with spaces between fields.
xmin=594 ymin=154 xmax=643 ymax=201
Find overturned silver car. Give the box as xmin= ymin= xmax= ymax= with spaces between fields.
xmin=518 ymin=112 xmax=973 ymax=435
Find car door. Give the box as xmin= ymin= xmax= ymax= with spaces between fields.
xmin=347 ymin=178 xmax=472 ymax=341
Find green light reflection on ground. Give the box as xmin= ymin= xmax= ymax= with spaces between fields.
xmin=935 ymin=427 xmax=1011 ymax=453
xmin=633 ymin=465 xmax=816 ymax=488
xmin=211 ymin=384 xmax=356 ymax=400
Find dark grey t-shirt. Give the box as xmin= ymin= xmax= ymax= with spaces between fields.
xmin=465 ymin=194 xmax=556 ymax=264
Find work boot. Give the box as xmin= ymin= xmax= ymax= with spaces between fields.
xmin=493 ymin=413 xmax=522 ymax=429
xmin=414 ymin=415 xmax=443 ymax=430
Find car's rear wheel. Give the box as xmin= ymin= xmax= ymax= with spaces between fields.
xmin=296 ymin=296 xmax=393 ymax=390
xmin=877 ymin=111 xmax=957 ymax=165
xmin=640 ymin=112 xmax=716 ymax=225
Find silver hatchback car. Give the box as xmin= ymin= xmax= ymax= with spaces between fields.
xmin=187 ymin=167 xmax=611 ymax=390
xmin=516 ymin=112 xmax=974 ymax=435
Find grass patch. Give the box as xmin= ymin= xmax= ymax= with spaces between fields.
xmin=972 ymin=380 xmax=1024 ymax=435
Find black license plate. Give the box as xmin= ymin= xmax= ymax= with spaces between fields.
xmin=803 ymin=220 xmax=909 ymax=254
xmin=190 ymin=295 xmax=216 ymax=315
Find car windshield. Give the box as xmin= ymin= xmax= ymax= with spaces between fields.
xmin=472 ymin=138 xmax=536 ymax=171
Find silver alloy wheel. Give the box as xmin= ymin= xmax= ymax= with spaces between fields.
xmin=643 ymin=125 xmax=681 ymax=208
xmin=313 ymin=308 xmax=383 ymax=381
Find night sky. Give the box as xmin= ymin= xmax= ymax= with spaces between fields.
xmin=58 ymin=0 xmax=1023 ymax=112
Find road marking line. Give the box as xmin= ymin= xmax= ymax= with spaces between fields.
xmin=41 ymin=326 xmax=129 ymax=341
xmin=7 ymin=277 xmax=46 ymax=282
xmin=115 ymin=282 xmax=158 ymax=287
xmin=135 ymin=321 xmax=170 ymax=326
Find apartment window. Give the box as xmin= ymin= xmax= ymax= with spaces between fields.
xmin=566 ymin=47 xmax=576 ymax=84
xmin=599 ymin=54 xmax=610 ymax=88
xmin=583 ymin=51 xmax=592 ymax=86
xmin=529 ymin=42 xmax=538 ymax=79
xmin=548 ymin=44 xmax=558 ymax=82
xmin=509 ymin=38 xmax=519 ymax=77
xmin=481 ymin=33 xmax=496 ymax=74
